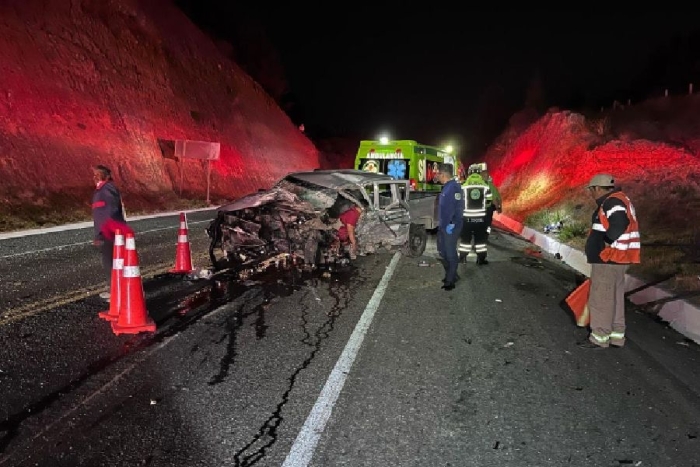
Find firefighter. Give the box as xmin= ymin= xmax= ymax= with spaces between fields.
xmin=459 ymin=164 xmax=492 ymax=265
xmin=480 ymin=163 xmax=502 ymax=238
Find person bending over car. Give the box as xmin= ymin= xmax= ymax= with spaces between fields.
xmin=337 ymin=203 xmax=363 ymax=260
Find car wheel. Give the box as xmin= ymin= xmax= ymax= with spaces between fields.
xmin=404 ymin=223 xmax=427 ymax=257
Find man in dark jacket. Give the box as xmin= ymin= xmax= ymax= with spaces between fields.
xmin=91 ymin=165 xmax=128 ymax=301
xmin=436 ymin=163 xmax=465 ymax=290
xmin=579 ymin=173 xmax=641 ymax=349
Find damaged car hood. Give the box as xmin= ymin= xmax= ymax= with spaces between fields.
xmin=216 ymin=187 xmax=317 ymax=214
xmin=281 ymin=170 xmax=394 ymax=190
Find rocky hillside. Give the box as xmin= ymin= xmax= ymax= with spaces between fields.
xmin=0 ymin=0 xmax=319 ymax=230
xmin=482 ymin=95 xmax=700 ymax=287
xmin=483 ymin=97 xmax=700 ymax=225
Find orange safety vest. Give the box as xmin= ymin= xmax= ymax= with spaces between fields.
xmin=595 ymin=192 xmax=641 ymax=264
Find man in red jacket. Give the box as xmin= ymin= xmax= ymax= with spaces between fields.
xmin=337 ymin=204 xmax=363 ymax=260
xmin=91 ymin=165 xmax=131 ymax=301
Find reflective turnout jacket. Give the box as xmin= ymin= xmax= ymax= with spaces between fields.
xmin=461 ymin=174 xmax=492 ymax=218
xmin=585 ymin=190 xmax=640 ymax=264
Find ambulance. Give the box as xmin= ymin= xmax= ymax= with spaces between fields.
xmin=354 ymin=139 xmax=461 ymax=192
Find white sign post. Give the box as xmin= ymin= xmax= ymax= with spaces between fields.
xmin=174 ymin=140 xmax=221 ymax=205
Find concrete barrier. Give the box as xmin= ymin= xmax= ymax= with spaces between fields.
xmin=497 ymin=213 xmax=700 ymax=345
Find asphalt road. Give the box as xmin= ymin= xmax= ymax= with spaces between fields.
xmin=0 ymin=209 xmax=217 ymax=315
xmin=1 ymin=218 xmax=699 ymax=467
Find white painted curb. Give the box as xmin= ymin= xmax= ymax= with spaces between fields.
xmin=520 ymin=225 xmax=700 ymax=345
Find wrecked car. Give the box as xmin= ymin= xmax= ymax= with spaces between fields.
xmin=206 ymin=169 xmax=428 ymax=271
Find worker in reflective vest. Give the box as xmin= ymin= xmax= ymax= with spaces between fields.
xmin=458 ymin=164 xmax=492 ymax=265
xmin=579 ymin=173 xmax=641 ymax=350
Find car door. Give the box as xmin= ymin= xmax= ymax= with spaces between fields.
xmin=356 ymin=180 xmax=410 ymax=247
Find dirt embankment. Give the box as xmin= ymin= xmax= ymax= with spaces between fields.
xmin=0 ymin=0 xmax=320 ymax=231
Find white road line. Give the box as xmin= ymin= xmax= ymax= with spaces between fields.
xmin=282 ymin=252 xmax=401 ymax=467
xmin=0 ymin=207 xmax=216 ymax=241
xmin=0 ymin=241 xmax=91 ymax=259
xmin=0 ymin=220 xmax=209 ymax=259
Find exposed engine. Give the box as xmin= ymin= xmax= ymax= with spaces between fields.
xmin=207 ymin=189 xmax=343 ymax=270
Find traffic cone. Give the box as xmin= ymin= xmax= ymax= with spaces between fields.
xmin=170 ymin=212 xmax=194 ymax=273
xmin=98 ymin=230 xmax=125 ymax=322
xmin=111 ymin=232 xmax=156 ymax=335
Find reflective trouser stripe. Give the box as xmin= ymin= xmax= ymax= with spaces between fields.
xmin=475 ymin=243 xmax=487 ymax=253
xmin=458 ymin=245 xmax=471 ymax=252
xmin=609 ymin=331 xmax=625 ymax=340
xmin=591 ymin=332 xmax=610 ymax=344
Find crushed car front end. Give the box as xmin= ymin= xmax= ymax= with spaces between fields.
xmin=206 ymin=169 xmax=423 ymax=273
xmin=206 ymin=186 xmax=339 ymax=270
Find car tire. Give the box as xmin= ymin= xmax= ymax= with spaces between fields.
xmin=404 ymin=223 xmax=427 ymax=257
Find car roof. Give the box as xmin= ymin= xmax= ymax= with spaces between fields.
xmin=283 ymin=169 xmax=400 ymax=189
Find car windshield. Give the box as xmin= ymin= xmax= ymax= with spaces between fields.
xmin=275 ymin=175 xmax=339 ymax=210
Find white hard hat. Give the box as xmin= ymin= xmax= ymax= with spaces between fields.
xmin=588 ymin=173 xmax=615 ymax=188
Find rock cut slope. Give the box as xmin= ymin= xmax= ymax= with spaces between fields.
xmin=0 ymin=0 xmax=319 ymax=229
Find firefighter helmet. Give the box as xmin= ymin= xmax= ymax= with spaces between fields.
xmin=467 ymin=163 xmax=482 ymax=175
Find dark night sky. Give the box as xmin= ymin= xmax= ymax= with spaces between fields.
xmin=177 ymin=3 xmax=700 ymax=155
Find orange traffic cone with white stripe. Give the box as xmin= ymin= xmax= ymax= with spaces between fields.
xmin=111 ymin=232 xmax=156 ymax=335
xmin=99 ymin=230 xmax=125 ymax=322
xmin=170 ymin=212 xmax=194 ymax=273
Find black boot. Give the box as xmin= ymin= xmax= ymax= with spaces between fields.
xmin=476 ymin=254 xmax=489 ymax=265
xmin=442 ymin=273 xmax=460 ymax=283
